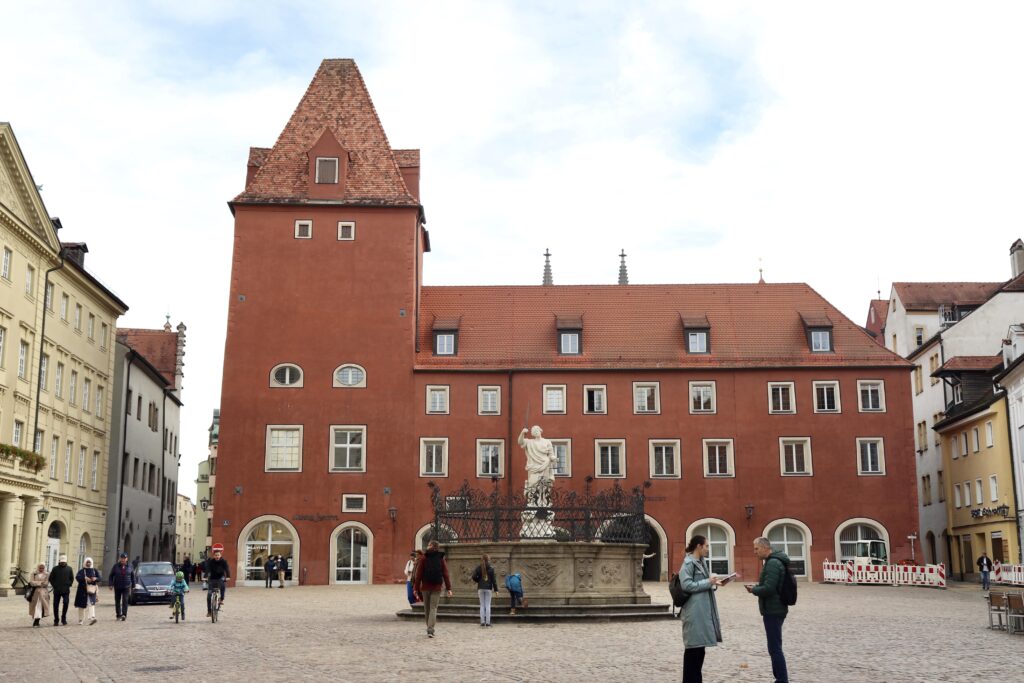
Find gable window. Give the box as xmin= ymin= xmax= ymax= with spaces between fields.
xmin=434 ymin=332 xmax=456 ymax=355
xmin=768 ymin=382 xmax=795 ymax=414
xmin=689 ymin=381 xmax=716 ymax=414
xmin=559 ymin=331 xmax=580 ymax=355
xmin=780 ymin=438 xmax=812 ymax=475
xmin=703 ymin=439 xmax=734 ymax=477
xmin=857 ymin=380 xmax=886 ymax=412
xmin=478 ymin=386 xmax=500 ymax=415
xmin=633 ymin=382 xmax=660 ymax=414
xmin=857 ymin=438 xmax=885 ymax=475
xmin=543 ymin=385 xmax=566 ymax=414
xmin=266 ymin=426 xmax=302 ymax=471
xmin=583 ymin=385 xmax=606 ymax=414
xmin=477 ymin=439 xmax=504 ymax=477
xmin=595 ymin=439 xmax=625 ymax=478
xmin=342 ymin=494 xmax=366 ymax=513
xmin=330 ymin=426 xmax=365 ymax=472
xmin=551 ymin=439 xmax=571 ymax=477
xmin=649 ymin=440 xmax=681 ymax=479
xmin=337 ymin=221 xmax=355 ymax=241
xmin=334 ymin=364 xmax=366 ymax=388
xmin=270 ymin=364 xmax=303 ymax=388
xmin=813 ymin=381 xmax=840 ymax=413
xmin=419 ymin=438 xmax=448 ymax=477
xmin=294 ymin=220 xmax=312 ymax=239
xmin=315 ymin=157 xmax=339 ymax=184
xmin=426 ymin=385 xmax=449 ymax=414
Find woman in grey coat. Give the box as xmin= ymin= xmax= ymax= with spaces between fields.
xmin=679 ymin=535 xmax=724 ymax=683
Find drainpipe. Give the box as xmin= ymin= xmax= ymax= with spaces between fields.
xmin=114 ymin=352 xmax=134 ymax=559
xmin=31 ymin=250 xmax=66 ymax=448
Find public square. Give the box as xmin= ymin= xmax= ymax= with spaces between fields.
xmin=0 ymin=580 xmax=1013 ymax=682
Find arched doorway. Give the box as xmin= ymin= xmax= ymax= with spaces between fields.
xmin=765 ymin=521 xmax=810 ymax=578
xmin=643 ymin=516 xmax=668 ymax=581
xmin=686 ymin=519 xmax=735 ymax=575
xmin=926 ymin=531 xmax=937 ymax=565
xmin=330 ymin=522 xmax=373 ymax=584
xmin=835 ymin=519 xmax=889 ymax=564
xmin=46 ymin=521 xmax=62 ymax=570
xmin=78 ymin=533 xmax=91 ymax=569
xmin=415 ymin=522 xmax=457 ymax=549
xmin=237 ymin=516 xmax=299 ymax=586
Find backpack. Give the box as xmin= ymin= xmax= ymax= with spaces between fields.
xmin=668 ymin=572 xmax=690 ymax=616
xmin=421 ymin=552 xmax=444 ymax=585
xmin=774 ymin=558 xmax=798 ymax=607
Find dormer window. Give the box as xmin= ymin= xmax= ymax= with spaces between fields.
xmin=560 ymin=332 xmax=580 ymax=355
xmin=315 ymin=157 xmax=339 ymax=184
xmin=688 ymin=330 xmax=708 ymax=353
xmin=555 ymin=315 xmax=583 ymax=355
xmin=681 ymin=314 xmax=711 ymax=354
xmin=432 ymin=317 xmax=460 ymax=356
xmin=799 ymin=312 xmax=834 ymax=353
xmin=953 ymin=383 xmax=963 ymax=404
xmin=810 ymin=329 xmax=832 ymax=352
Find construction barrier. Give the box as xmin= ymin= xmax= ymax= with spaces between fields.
xmin=822 ymin=561 xmax=946 ymax=588
xmin=993 ymin=561 xmax=1024 ymax=586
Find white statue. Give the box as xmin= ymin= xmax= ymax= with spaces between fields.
xmin=518 ymin=425 xmax=557 ymax=489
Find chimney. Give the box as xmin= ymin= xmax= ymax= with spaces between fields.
xmin=1011 ymin=238 xmax=1024 ymax=278
xmin=62 ymin=242 xmax=89 ymax=268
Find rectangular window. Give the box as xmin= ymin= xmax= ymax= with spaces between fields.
xmin=330 ymin=426 xmax=365 ymax=472
xmin=930 ymin=354 xmax=940 ymax=385
xmin=100 ymin=323 xmax=108 ymax=348
xmin=687 ymin=330 xmax=708 ymax=353
xmin=1 ymin=247 xmax=10 ymax=278
xmin=703 ymin=439 xmax=734 ymax=477
xmin=780 ymin=438 xmax=812 ymax=475
xmin=953 ymin=383 xmax=963 ymax=404
xmin=633 ymin=382 xmax=660 ymax=414
xmin=87 ymin=313 xmax=95 ymax=339
xmin=953 ymin=484 xmax=961 ymax=508
xmin=341 ymin=494 xmax=366 ymax=513
xmin=434 ymin=333 xmax=455 ymax=355
xmin=33 ymin=429 xmax=43 ymax=454
xmin=857 ymin=380 xmax=886 ymax=412
xmin=39 ymin=354 xmax=48 ymax=391
xmin=960 ymin=431 xmax=968 ymax=457
xmin=975 ymin=479 xmax=983 ymax=505
xmin=984 ymin=421 xmax=993 ymax=448
xmin=337 ymin=221 xmax=355 ymax=241
xmin=60 ymin=293 xmax=68 ymax=320
xmin=970 ymin=427 xmax=980 ymax=453
xmin=477 ymin=440 xmax=504 ymax=477
xmin=990 ymin=475 xmax=998 ymax=502
xmin=768 ymin=382 xmax=795 ymax=414
xmin=74 ymin=304 xmax=82 ymax=330
xmin=18 ymin=340 xmax=28 ymax=379
xmin=963 ymin=482 xmax=972 ymax=507
xmin=595 ymin=440 xmax=625 ymax=478
xmin=559 ymin=331 xmax=580 ymax=355
xmin=96 ymin=386 xmax=104 ymax=417
xmin=543 ymin=385 xmax=566 ymax=414
xmin=857 ymin=438 xmax=885 ymax=475
xmin=55 ymin=362 xmax=64 ymax=397
xmin=649 ymin=440 xmax=680 ymax=478
xmin=49 ymin=436 xmax=59 ymax=479
xmin=425 ymin=385 xmax=449 ymax=414
xmin=810 ymin=329 xmax=831 ymax=352
xmin=0 ymin=326 xmax=5 ymax=366
xmin=315 ymin=157 xmax=339 ymax=183
xmin=83 ymin=379 xmax=91 ymax=413
xmin=478 ymin=386 xmax=500 ymax=415
xmin=933 ymin=413 xmax=942 ymax=445
xmin=938 ymin=470 xmax=945 ymax=501
xmin=913 ymin=366 xmax=923 ymax=395
xmin=91 ymin=452 xmax=99 ymax=490
xmin=64 ymin=442 xmax=73 ymax=482
xmin=69 ymin=371 xmax=78 ymax=405
xmin=12 ymin=420 xmax=23 ymax=447
xmin=25 ymin=265 xmax=34 ymax=295
xmin=583 ymin=385 xmax=606 ymax=414
xmin=552 ymin=439 xmax=571 ymax=477
xmin=916 ymin=421 xmax=928 ymax=452
xmin=420 ymin=438 xmax=448 ymax=477
xmin=689 ymin=381 xmax=716 ymax=414
xmin=914 ymin=327 xmax=924 ymax=347
xmin=294 ymin=219 xmax=312 ymax=239
xmin=921 ymin=475 xmax=931 ymax=506
xmin=77 ymin=446 xmax=86 ymax=486
xmin=265 ymin=426 xmax=302 ymax=471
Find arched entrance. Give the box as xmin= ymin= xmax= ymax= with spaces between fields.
xmin=415 ymin=521 xmax=457 ymax=549
xmin=835 ymin=518 xmax=889 ymax=564
xmin=330 ymin=522 xmax=373 ymax=584
xmin=643 ymin=515 xmax=668 ymax=581
xmin=46 ymin=521 xmax=62 ymax=569
xmin=237 ymin=516 xmax=300 ymax=586
xmin=78 ymin=533 xmax=91 ymax=569
xmin=686 ymin=519 xmax=735 ymax=575
xmin=764 ymin=520 xmax=811 ymax=578
xmin=926 ymin=531 xmax=937 ymax=565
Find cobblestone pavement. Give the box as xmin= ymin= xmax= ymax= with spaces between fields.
xmin=0 ymin=580 xmax=1016 ymax=682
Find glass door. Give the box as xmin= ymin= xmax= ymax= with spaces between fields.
xmin=335 ymin=527 xmax=368 ymax=583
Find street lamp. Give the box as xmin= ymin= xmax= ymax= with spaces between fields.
xmin=744 ymin=504 xmax=755 ymax=520
xmin=168 ymin=514 xmax=176 ymax=525
xmin=199 ymin=498 xmax=209 ymax=511
xmin=37 ymin=507 xmax=50 ymax=524
xmin=388 ymin=506 xmax=398 ymax=522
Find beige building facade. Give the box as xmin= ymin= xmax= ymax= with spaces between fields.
xmin=175 ymin=493 xmax=194 ymax=564
xmin=0 ymin=123 xmax=127 ymax=593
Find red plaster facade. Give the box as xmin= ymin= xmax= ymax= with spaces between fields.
xmin=213 ymin=60 xmax=917 ymax=587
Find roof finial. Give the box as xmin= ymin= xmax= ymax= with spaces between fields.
xmin=758 ymin=257 xmax=765 ymax=284
xmin=542 ymin=248 xmax=553 ymax=286
xmin=164 ymin=314 xmax=172 ymax=332
xmin=618 ymin=249 xmax=629 ymax=285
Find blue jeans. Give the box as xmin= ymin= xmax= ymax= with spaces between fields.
xmin=478 ymin=589 xmax=493 ymax=624
xmin=981 ymin=570 xmax=991 ymax=590
xmin=763 ymin=615 xmax=788 ymax=683
xmin=509 ymin=590 xmax=522 ymax=609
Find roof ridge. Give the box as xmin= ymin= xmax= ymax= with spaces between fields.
xmin=347 ymin=62 xmax=414 ymax=201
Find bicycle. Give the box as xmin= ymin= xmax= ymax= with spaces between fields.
xmin=170 ymin=593 xmax=183 ymax=623
xmin=206 ymin=579 xmax=223 ymax=623
xmin=9 ymin=567 xmax=29 ymax=592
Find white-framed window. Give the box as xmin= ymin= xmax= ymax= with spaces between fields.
xmin=91 ymin=452 xmax=99 ymax=490
xmin=689 ymin=381 xmax=716 ymax=414
xmin=649 ymin=439 xmax=681 ymax=478
xmin=960 ymin=431 xmax=968 ymax=457
xmin=780 ymin=438 xmax=812 ymax=476
xmin=342 ymin=494 xmax=366 ymax=513
xmin=633 ymin=382 xmax=660 ymax=414
xmin=18 ymin=340 xmax=28 ymax=379
xmin=294 ymin=219 xmax=312 ymax=239
xmin=39 ymin=354 xmax=48 ymax=390
xmin=767 ymin=523 xmax=808 ymax=576
xmin=953 ymin=484 xmax=961 ymax=508
xmin=813 ymin=381 xmax=841 ymax=413
xmin=44 ymin=282 xmax=54 ymax=311
xmin=12 ymin=420 xmax=23 ymax=447
xmin=74 ymin=304 xmax=82 ymax=330
xmin=687 ymin=330 xmax=708 ymax=353
xmin=96 ymin=386 xmax=104 ymax=417
xmin=48 ymin=436 xmax=59 ymax=479
xmin=25 ymin=264 xmax=34 ymax=295
xmin=478 ymin=386 xmax=501 ymax=415
xmin=552 ymin=439 xmax=571 ymax=477
xmin=55 ymin=362 xmax=64 ymax=398
xmin=702 ymin=439 xmax=734 ymax=477
xmin=100 ymin=323 xmax=108 ymax=348
xmin=559 ymin=331 xmax=580 ymax=355
xmin=985 ymin=421 xmax=994 ymax=448
xmin=434 ymin=333 xmax=455 ymax=355
xmin=857 ymin=380 xmax=886 ymax=412
xmin=59 ymin=293 xmax=68 ymax=320
xmin=583 ymin=385 xmax=606 ymax=414
xmin=990 ymin=475 xmax=998 ymax=502
xmin=426 ymin=385 xmax=449 ymax=414
xmin=971 ymin=428 xmax=980 ymax=453
xmin=963 ymin=482 xmax=972 ymax=507
xmin=315 ymin=156 xmax=339 ymax=183
xmin=953 ymin=383 xmax=964 ymax=404
xmin=419 ymin=438 xmax=448 ymax=477
xmin=543 ymin=384 xmax=566 ymax=414
xmin=69 ymin=371 xmax=78 ymax=404
xmin=270 ymin=363 xmax=303 ymax=387
xmin=329 ymin=425 xmax=365 ymax=472
xmin=477 ymin=439 xmax=504 ymax=477
xmin=333 ymin=364 xmax=366 ymax=388
xmin=595 ymin=439 xmax=625 ymax=478
xmin=64 ymin=441 xmax=73 ymax=482
xmin=856 ymin=438 xmax=885 ymax=475
xmin=82 ymin=378 xmax=91 ymax=413
xmin=77 ymin=446 xmax=86 ymax=486
xmin=768 ymin=382 xmax=795 ymax=414
xmin=810 ymin=329 xmax=832 ymax=352
xmin=975 ymin=479 xmax=983 ymax=504
xmin=691 ymin=522 xmax=732 ymax=574
xmin=337 ymin=221 xmax=355 ymax=241
xmin=0 ymin=326 xmax=5 ymax=366
xmin=32 ymin=429 xmax=42 ymax=454
xmin=1 ymin=247 xmax=10 ymax=279
xmin=265 ymin=425 xmax=303 ymax=472
xmin=87 ymin=313 xmax=95 ymax=339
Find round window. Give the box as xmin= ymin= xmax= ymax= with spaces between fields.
xmin=335 ymin=365 xmax=365 ymax=387
xmin=273 ymin=365 xmax=301 ymax=386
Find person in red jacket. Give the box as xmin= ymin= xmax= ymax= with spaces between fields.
xmin=413 ymin=540 xmax=452 ymax=638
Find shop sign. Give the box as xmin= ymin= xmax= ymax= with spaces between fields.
xmin=294 ymin=513 xmax=341 ymax=522
xmin=971 ymin=504 xmax=1010 ymax=519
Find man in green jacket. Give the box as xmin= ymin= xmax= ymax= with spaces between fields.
xmin=48 ymin=554 xmax=75 ymax=626
xmin=745 ymin=537 xmax=789 ymax=683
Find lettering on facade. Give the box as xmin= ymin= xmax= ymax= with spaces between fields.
xmin=970 ymin=505 xmax=1010 ymax=519
xmin=293 ymin=514 xmax=341 ymax=522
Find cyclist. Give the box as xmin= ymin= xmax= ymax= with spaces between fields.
xmin=168 ymin=570 xmax=189 ymax=621
xmin=205 ymin=548 xmax=230 ymax=617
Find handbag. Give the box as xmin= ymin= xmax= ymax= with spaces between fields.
xmin=86 ymin=584 xmax=97 ymax=595
xmin=24 ymin=586 xmax=34 ymax=602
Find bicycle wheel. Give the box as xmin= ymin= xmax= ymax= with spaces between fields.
xmin=210 ymin=593 xmax=219 ymax=623
xmin=174 ymin=599 xmax=180 ymax=623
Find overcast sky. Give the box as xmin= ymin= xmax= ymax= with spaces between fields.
xmin=3 ymin=1 xmax=1022 ymax=500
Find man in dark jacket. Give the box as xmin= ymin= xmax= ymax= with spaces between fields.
xmin=264 ymin=556 xmax=277 ymax=588
xmin=48 ymin=554 xmax=75 ymax=626
xmin=413 ymin=540 xmax=452 ymax=638
xmin=108 ymin=552 xmax=135 ymax=621
xmin=181 ymin=557 xmax=193 ymax=586
xmin=745 ymin=537 xmax=790 ymax=683
xmin=977 ymin=552 xmax=994 ymax=590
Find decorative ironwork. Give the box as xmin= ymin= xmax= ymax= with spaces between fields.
xmin=429 ymin=479 xmax=648 ymax=544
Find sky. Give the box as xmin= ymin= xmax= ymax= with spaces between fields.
xmin=2 ymin=1 xmax=1022 ymax=500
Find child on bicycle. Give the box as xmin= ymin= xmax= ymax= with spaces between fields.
xmin=168 ymin=570 xmax=189 ymax=621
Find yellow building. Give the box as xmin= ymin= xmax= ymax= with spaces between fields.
xmin=0 ymin=123 xmax=127 ymax=592
xmin=935 ymin=355 xmax=1020 ymax=578
xmin=175 ymin=493 xmax=195 ymax=564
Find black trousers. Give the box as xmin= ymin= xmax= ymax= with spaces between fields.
xmin=114 ymin=587 xmax=130 ymax=617
xmin=52 ymin=591 xmax=70 ymax=623
xmin=682 ymin=647 xmax=706 ymax=683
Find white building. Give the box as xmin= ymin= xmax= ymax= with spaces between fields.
xmin=995 ymin=249 xmax=1024 ymax=560
xmin=175 ymin=493 xmax=195 ymax=564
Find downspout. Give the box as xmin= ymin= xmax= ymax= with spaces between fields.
xmin=115 ymin=352 xmax=134 ymax=558
xmin=31 ymin=250 xmax=66 ymax=448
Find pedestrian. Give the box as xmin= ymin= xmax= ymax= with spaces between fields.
xmin=404 ymin=552 xmax=418 ymax=605
xmin=48 ymin=554 xmax=74 ymax=626
xmin=977 ymin=552 xmax=994 ymax=590
xmin=413 ymin=540 xmax=452 ymax=638
xmin=264 ymin=555 xmax=277 ymax=589
xmin=277 ymin=555 xmax=287 ymax=588
xmin=74 ymin=557 xmax=100 ymax=625
xmin=181 ymin=556 xmax=193 ymax=585
xmin=679 ymin=535 xmax=725 ymax=683
xmin=107 ymin=552 xmax=134 ymax=621
xmin=28 ymin=563 xmax=51 ymax=628
xmin=471 ymin=553 xmax=498 ymax=627
xmin=744 ymin=537 xmax=790 ymax=683
xmin=505 ymin=571 xmax=524 ymax=615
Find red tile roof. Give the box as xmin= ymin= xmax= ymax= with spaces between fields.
xmin=1000 ymin=271 xmax=1024 ymax=292
xmin=416 ymin=284 xmax=909 ymax=370
xmin=393 ymin=149 xmax=419 ymax=168
xmin=117 ymin=328 xmax=178 ymax=386
xmin=935 ymin=355 xmax=1003 ymax=373
xmin=865 ymin=299 xmax=888 ymax=341
xmin=233 ymin=59 xmax=417 ymax=207
xmin=247 ymin=147 xmax=270 ymax=169
xmin=892 ymin=282 xmax=1002 ymax=310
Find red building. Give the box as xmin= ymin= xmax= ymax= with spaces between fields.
xmin=213 ymin=59 xmax=917 ymax=586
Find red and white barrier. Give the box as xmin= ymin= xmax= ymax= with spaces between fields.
xmin=993 ymin=561 xmax=1024 ymax=586
xmin=822 ymin=561 xmax=946 ymax=588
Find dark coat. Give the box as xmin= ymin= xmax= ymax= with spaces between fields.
xmin=48 ymin=563 xmax=75 ymax=593
xmin=751 ymin=551 xmax=790 ymax=617
xmin=74 ymin=567 xmax=100 ymax=608
xmin=471 ymin=563 xmax=498 ymax=591
xmin=108 ymin=562 xmax=134 ymax=590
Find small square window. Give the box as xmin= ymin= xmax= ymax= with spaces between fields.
xmin=583 ymin=385 xmax=606 ymax=414
xmin=649 ymin=440 xmax=681 ymax=478
xmin=595 ymin=439 xmax=626 ymax=478
xmin=543 ymin=385 xmax=566 ymax=414
xmin=342 ymin=494 xmax=366 ymax=513
xmin=294 ymin=220 xmax=312 ymax=239
xmin=426 ymin=385 xmax=450 ymax=414
xmin=687 ymin=330 xmax=709 ymax=353
xmin=478 ymin=386 xmax=501 ymax=415
xmin=857 ymin=380 xmax=886 ymax=412
xmin=560 ymin=331 xmax=580 ymax=355
xmin=780 ymin=438 xmax=812 ymax=476
xmin=420 ymin=438 xmax=448 ymax=477
xmin=477 ymin=439 xmax=504 ymax=477
xmin=689 ymin=381 xmax=716 ymax=414
xmin=315 ymin=157 xmax=339 ymax=183
xmin=857 ymin=438 xmax=885 ymax=475
xmin=338 ymin=221 xmax=355 ymax=241
xmin=813 ymin=381 xmax=840 ymax=413
xmin=810 ymin=329 xmax=832 ymax=352
xmin=551 ymin=439 xmax=572 ymax=477
xmin=703 ymin=439 xmax=734 ymax=477
xmin=633 ymin=382 xmax=660 ymax=414
xmin=434 ymin=332 xmax=456 ymax=356
xmin=768 ymin=382 xmax=796 ymax=414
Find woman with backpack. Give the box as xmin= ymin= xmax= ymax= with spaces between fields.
xmin=679 ymin=535 xmax=724 ymax=683
xmin=413 ymin=540 xmax=452 ymax=638
xmin=471 ymin=554 xmax=498 ymax=627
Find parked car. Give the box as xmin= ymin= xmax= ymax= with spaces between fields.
xmin=130 ymin=562 xmax=176 ymax=605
